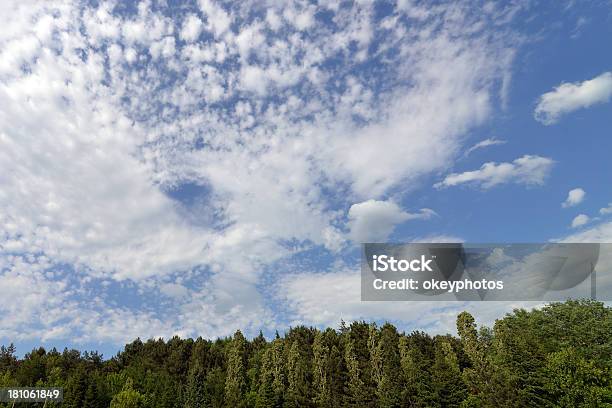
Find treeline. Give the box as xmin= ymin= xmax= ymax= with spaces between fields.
xmin=1 ymin=299 xmax=610 ymax=407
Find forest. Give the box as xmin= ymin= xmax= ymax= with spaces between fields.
xmin=0 ymin=299 xmax=610 ymax=407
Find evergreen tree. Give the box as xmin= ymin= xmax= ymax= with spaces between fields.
xmin=312 ymin=329 xmax=342 ymax=408
xmin=63 ymin=367 xmax=89 ymax=408
xmin=312 ymin=330 xmax=330 ymax=407
xmin=225 ymin=330 xmax=248 ymax=407
xmin=257 ymin=338 xmax=285 ymax=408
xmin=369 ymin=323 xmax=402 ymax=407
xmin=205 ymin=367 xmax=227 ymax=408
xmin=110 ymin=378 xmax=145 ymax=408
xmin=83 ymin=377 xmax=105 ymax=408
xmin=185 ymin=365 xmax=207 ymax=408
xmin=285 ymin=338 xmax=312 ymax=407
xmin=344 ymin=322 xmax=375 ymax=407
xmin=399 ymin=334 xmax=435 ymax=407
xmin=431 ymin=338 xmax=467 ymax=407
xmin=457 ymin=311 xmax=494 ymax=404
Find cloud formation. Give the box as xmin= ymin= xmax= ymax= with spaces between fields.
xmin=600 ymin=204 xmax=612 ymax=215
xmin=0 ymin=0 xmax=523 ymax=344
xmin=347 ymin=200 xmax=435 ymax=243
xmin=435 ymin=155 xmax=554 ymax=189
xmin=562 ymin=188 xmax=586 ymax=208
xmin=571 ymin=214 xmax=590 ymax=228
xmin=464 ymin=138 xmax=507 ymax=157
xmin=534 ymin=71 xmax=612 ymax=125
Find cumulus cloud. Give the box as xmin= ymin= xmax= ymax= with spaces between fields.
xmin=600 ymin=203 xmax=612 ymax=215
xmin=347 ymin=200 xmax=435 ymax=243
xmin=562 ymin=188 xmax=586 ymax=208
xmin=435 ymin=155 xmax=554 ymax=189
xmin=534 ymin=72 xmax=612 ymax=125
xmin=571 ymin=214 xmax=590 ymax=228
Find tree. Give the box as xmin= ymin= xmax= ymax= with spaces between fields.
xmin=369 ymin=323 xmax=402 ymax=407
xmin=344 ymin=322 xmax=375 ymax=407
xmin=257 ymin=338 xmax=285 ymax=408
xmin=286 ymin=338 xmax=312 ymax=407
xmin=185 ymin=365 xmax=207 ymax=408
xmin=110 ymin=378 xmax=145 ymax=408
xmin=457 ymin=311 xmax=494 ymax=404
xmin=225 ymin=330 xmax=248 ymax=407
xmin=83 ymin=377 xmax=106 ymax=408
xmin=312 ymin=329 xmax=344 ymax=407
xmin=399 ymin=334 xmax=435 ymax=407
xmin=431 ymin=338 xmax=467 ymax=407
xmin=543 ymin=347 xmax=612 ymax=407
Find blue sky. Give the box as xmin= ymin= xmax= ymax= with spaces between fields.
xmin=0 ymin=0 xmax=611 ymax=358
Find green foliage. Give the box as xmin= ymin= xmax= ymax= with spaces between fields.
xmin=369 ymin=323 xmax=402 ymax=407
xmin=225 ymin=330 xmax=248 ymax=407
xmin=543 ymin=347 xmax=612 ymax=407
xmin=399 ymin=332 xmax=435 ymax=407
xmin=0 ymin=299 xmax=609 ymax=408
xmin=110 ymin=378 xmax=146 ymax=408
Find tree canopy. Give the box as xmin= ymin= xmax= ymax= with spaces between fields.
xmin=0 ymin=299 xmax=610 ymax=407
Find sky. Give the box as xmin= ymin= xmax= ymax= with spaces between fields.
xmin=0 ymin=0 xmax=611 ymax=358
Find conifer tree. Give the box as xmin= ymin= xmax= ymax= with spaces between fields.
xmin=286 ymin=339 xmax=311 ymax=407
xmin=344 ymin=322 xmax=375 ymax=407
xmin=431 ymin=338 xmax=467 ymax=407
xmin=312 ymin=330 xmax=332 ymax=407
xmin=457 ymin=312 xmax=490 ymax=398
xmin=369 ymin=323 xmax=402 ymax=407
xmin=399 ymin=335 xmax=434 ymax=407
xmin=312 ymin=328 xmax=344 ymax=408
xmin=184 ymin=365 xmax=207 ymax=408
xmin=225 ymin=330 xmax=248 ymax=407
xmin=110 ymin=378 xmax=145 ymax=408
xmin=257 ymin=338 xmax=286 ymax=408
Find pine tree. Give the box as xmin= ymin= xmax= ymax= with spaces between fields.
xmin=256 ymin=347 xmax=276 ymax=408
xmin=83 ymin=377 xmax=105 ymax=408
xmin=457 ymin=312 xmax=490 ymax=399
xmin=431 ymin=338 xmax=467 ymax=407
xmin=63 ymin=367 xmax=88 ymax=408
xmin=369 ymin=323 xmax=402 ymax=407
xmin=399 ymin=335 xmax=435 ymax=407
xmin=110 ymin=378 xmax=145 ymax=408
xmin=312 ymin=330 xmax=332 ymax=407
xmin=225 ymin=330 xmax=248 ymax=407
xmin=344 ymin=322 xmax=375 ymax=407
xmin=285 ymin=339 xmax=311 ymax=407
xmin=184 ymin=365 xmax=207 ymax=408
xmin=257 ymin=337 xmax=286 ymax=408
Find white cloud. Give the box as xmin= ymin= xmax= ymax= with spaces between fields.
xmin=562 ymin=187 xmax=586 ymax=208
xmin=600 ymin=203 xmax=612 ymax=215
xmin=180 ymin=14 xmax=203 ymax=43
xmin=564 ymin=220 xmax=612 ymax=241
xmin=464 ymin=138 xmax=506 ymax=156
xmin=159 ymin=282 xmax=190 ymax=299
xmin=534 ymin=71 xmax=612 ymax=125
xmin=571 ymin=214 xmax=590 ymax=228
xmin=0 ymin=0 xmax=524 ymax=345
xmin=347 ymin=200 xmax=435 ymax=243
xmin=198 ymin=0 xmax=232 ymax=37
xmin=279 ymin=268 xmax=542 ymax=334
xmin=435 ymin=155 xmax=554 ymax=189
